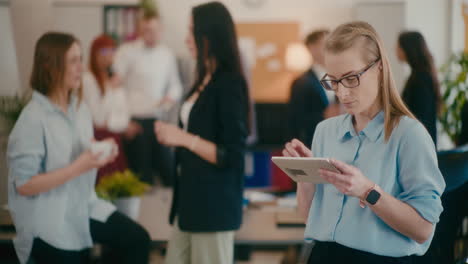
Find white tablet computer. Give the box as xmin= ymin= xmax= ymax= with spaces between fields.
xmin=271 ymin=157 xmax=340 ymax=183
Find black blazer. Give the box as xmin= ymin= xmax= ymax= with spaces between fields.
xmin=169 ymin=71 xmax=249 ymax=232
xmin=288 ymin=69 xmax=329 ymax=146
xmin=402 ymin=71 xmax=438 ymax=145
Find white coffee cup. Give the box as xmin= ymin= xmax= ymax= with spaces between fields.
xmin=90 ymin=140 xmax=117 ymax=161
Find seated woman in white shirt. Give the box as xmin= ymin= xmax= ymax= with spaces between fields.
xmin=8 ymin=32 xmax=150 ymax=264
xmin=83 ymin=34 xmax=140 ymax=183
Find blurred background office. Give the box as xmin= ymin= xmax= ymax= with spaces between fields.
xmin=1 ymin=0 xmax=468 ymax=263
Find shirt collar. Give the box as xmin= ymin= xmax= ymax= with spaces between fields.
xmin=339 ymin=110 xmax=384 ymax=142
xmin=32 ymin=91 xmax=78 ymax=116
xmin=312 ymin=64 xmax=326 ymax=79
xmin=136 ymin=39 xmax=160 ymax=52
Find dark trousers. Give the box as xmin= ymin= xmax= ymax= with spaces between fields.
xmin=30 ymin=211 xmax=150 ymax=264
xmin=125 ymin=118 xmax=174 ymax=186
xmin=308 ymin=241 xmax=412 ymax=264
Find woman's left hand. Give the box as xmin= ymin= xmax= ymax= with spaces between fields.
xmin=319 ymin=159 xmax=374 ymax=199
xmin=154 ymin=121 xmax=188 ymax=147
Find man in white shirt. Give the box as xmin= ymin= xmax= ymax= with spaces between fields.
xmin=114 ymin=10 xmax=182 ymax=186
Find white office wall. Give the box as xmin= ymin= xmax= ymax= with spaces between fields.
xmin=0 ymin=0 xmax=19 ymax=210
xmin=10 ymin=0 xmax=53 ymax=93
xmin=405 ymin=0 xmax=450 ymax=67
xmin=450 ymin=0 xmax=466 ymax=54
xmin=355 ymin=1 xmax=406 ymax=91
xmin=53 ymin=4 xmax=103 ymax=65
xmin=0 ymin=2 xmax=21 ymax=97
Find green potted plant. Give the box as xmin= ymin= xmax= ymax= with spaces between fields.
xmin=439 ymin=52 xmax=468 ymax=144
xmin=0 ymin=92 xmax=31 ymax=134
xmin=0 ymin=93 xmax=30 ymax=218
xmin=96 ymin=169 xmax=150 ymax=220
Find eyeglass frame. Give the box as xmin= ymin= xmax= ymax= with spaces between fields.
xmin=320 ymin=57 xmax=381 ymax=91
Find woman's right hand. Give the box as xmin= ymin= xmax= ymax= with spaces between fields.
xmin=282 ymin=139 xmax=313 ymax=158
xmin=283 ymin=139 xmax=315 ymax=220
xmin=73 ymin=149 xmax=117 ymax=174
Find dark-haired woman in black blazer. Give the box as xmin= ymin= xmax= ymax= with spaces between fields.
xmin=154 ymin=2 xmax=249 ymax=264
xmin=397 ymin=31 xmax=441 ymax=146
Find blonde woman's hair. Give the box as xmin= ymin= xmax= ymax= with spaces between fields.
xmin=325 ymin=21 xmax=414 ymax=141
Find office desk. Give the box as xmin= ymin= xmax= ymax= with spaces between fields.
xmin=138 ymin=188 xmax=305 ymax=246
xmin=0 ymin=188 xmax=306 ymax=247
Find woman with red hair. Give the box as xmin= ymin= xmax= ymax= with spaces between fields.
xmin=83 ymin=35 xmax=139 ymax=182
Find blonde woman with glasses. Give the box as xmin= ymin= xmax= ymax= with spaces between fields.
xmin=282 ymin=22 xmax=445 ymax=264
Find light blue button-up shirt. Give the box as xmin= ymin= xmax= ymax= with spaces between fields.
xmin=7 ymin=91 xmax=115 ymax=264
xmin=305 ymin=111 xmax=445 ymax=257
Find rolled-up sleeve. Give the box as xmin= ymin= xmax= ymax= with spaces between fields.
xmin=215 ymin=74 xmax=249 ymax=169
xmin=7 ymin=113 xmax=45 ymax=190
xmin=396 ymin=122 xmax=445 ymax=223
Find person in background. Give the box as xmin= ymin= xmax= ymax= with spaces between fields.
xmin=154 ymin=2 xmax=249 ymax=263
xmin=7 ymin=32 xmax=150 ymax=264
xmin=283 ymin=22 xmax=445 ymax=264
xmin=238 ymin=45 xmax=258 ymax=146
xmin=83 ymin=34 xmax=136 ymax=183
xmin=288 ymin=30 xmax=330 ymax=146
xmin=458 ymin=102 xmax=468 ymax=146
xmin=419 ymin=102 xmax=468 ymax=264
xmin=114 ymin=9 xmax=182 ymax=186
xmin=397 ymin=31 xmax=441 ymax=146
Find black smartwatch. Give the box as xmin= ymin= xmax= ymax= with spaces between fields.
xmin=360 ymin=184 xmax=381 ymax=208
xmin=366 ymin=189 xmax=381 ymax=205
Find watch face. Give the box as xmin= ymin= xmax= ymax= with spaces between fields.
xmin=366 ymin=189 xmax=381 ymax=205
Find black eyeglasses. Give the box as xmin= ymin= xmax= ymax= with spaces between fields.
xmin=320 ymin=58 xmax=381 ymax=91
